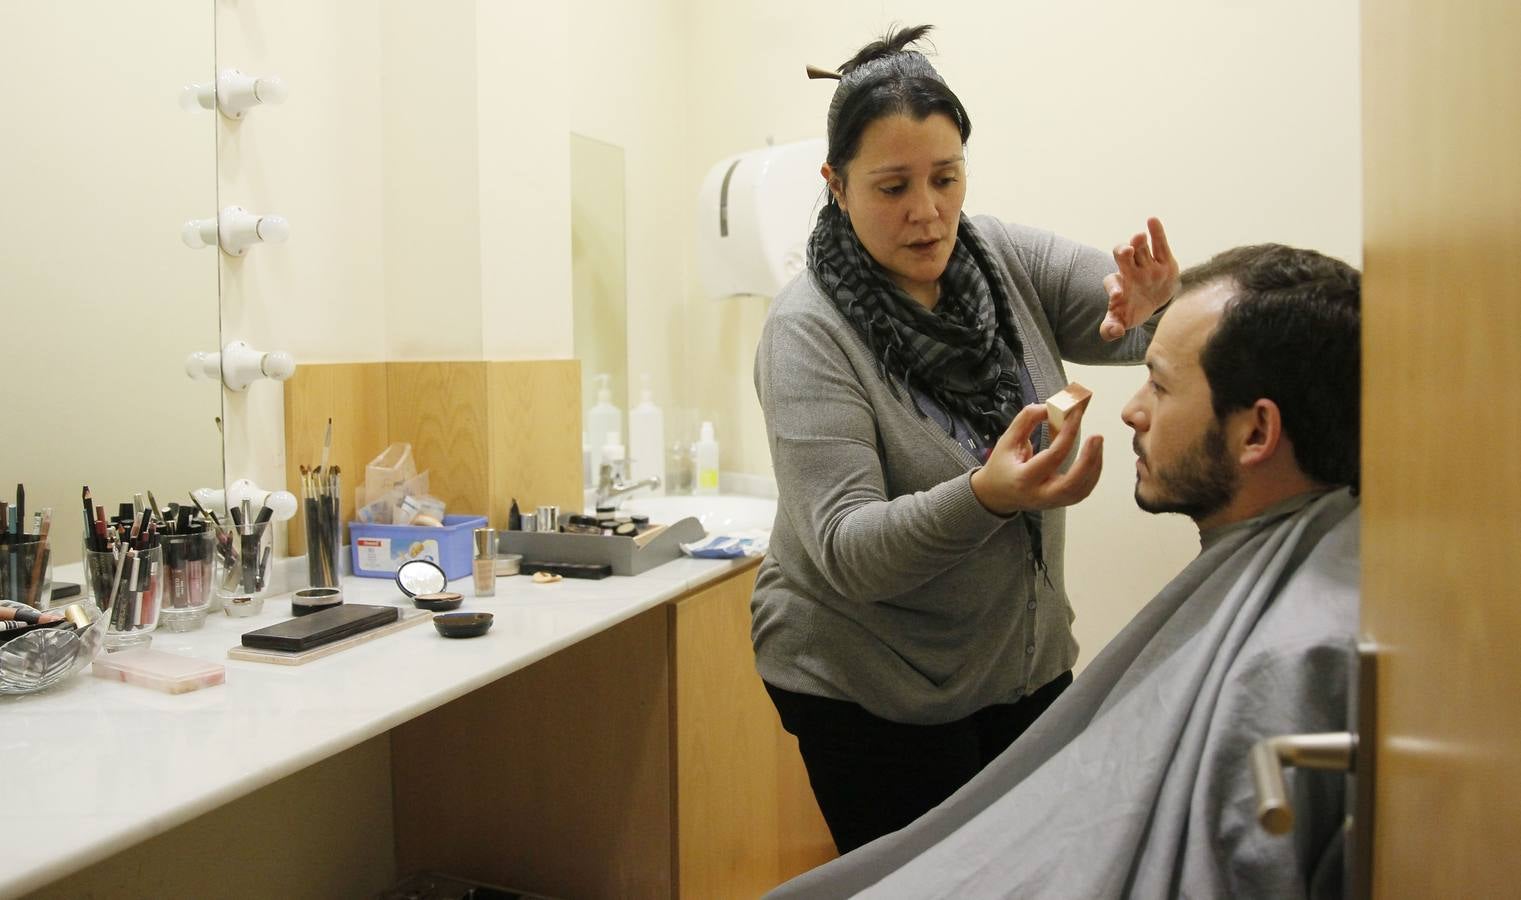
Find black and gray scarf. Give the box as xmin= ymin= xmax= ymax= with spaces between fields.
xmin=808 ymin=202 xmax=1047 ymax=578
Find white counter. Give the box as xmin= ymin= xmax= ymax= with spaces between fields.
xmin=0 ymin=555 xmax=753 ymax=899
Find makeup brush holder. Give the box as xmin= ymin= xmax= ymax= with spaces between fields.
xmin=85 ymin=544 xmax=163 ymax=652
xmin=0 ymin=600 xmax=105 ymax=694
xmin=0 ymin=538 xmax=52 ymax=609
xmin=159 ymin=530 xmax=215 ymax=632
xmin=215 ymin=521 xmax=274 ymax=605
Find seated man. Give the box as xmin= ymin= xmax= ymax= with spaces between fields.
xmin=768 ymin=244 xmax=1362 ymax=900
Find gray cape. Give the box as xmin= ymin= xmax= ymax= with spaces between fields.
xmin=769 ymin=489 xmax=1359 ymax=899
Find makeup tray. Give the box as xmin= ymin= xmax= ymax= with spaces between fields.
xmin=501 ymin=515 xmax=705 ymax=576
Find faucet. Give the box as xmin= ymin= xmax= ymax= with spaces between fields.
xmin=596 ymin=463 xmax=660 ymax=508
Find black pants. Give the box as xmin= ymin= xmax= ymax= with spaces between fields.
xmin=766 ymin=672 xmax=1073 ymax=855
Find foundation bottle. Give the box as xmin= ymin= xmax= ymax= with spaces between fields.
xmin=473 ymin=528 xmax=497 ymax=597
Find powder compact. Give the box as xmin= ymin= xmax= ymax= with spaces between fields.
xmin=291 ymin=586 xmax=344 ymax=617
xmin=412 ymin=591 xmax=463 ymax=612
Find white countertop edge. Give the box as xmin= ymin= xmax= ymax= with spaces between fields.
xmin=0 ymin=554 xmax=762 ymax=900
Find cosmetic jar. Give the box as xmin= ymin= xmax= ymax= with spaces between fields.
xmin=433 ymin=611 xmax=494 ymax=639
xmin=413 ymin=591 xmax=463 ymax=612
xmin=222 ymin=595 xmax=264 ymax=618
xmin=535 ymin=505 xmax=560 ymax=533
xmin=291 ymin=586 xmax=344 ymax=617
xmin=494 ymin=553 xmax=522 ymax=577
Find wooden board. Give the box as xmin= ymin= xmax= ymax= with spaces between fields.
xmin=227 ymin=608 xmax=432 ymax=666
xmin=386 ymin=362 xmax=490 ymax=518
xmin=1362 ymin=1 xmax=1521 ymax=894
xmin=282 ymin=362 xmax=391 ymax=554
xmin=485 ymin=359 xmax=584 ymax=528
xmin=392 ymin=605 xmax=673 ymax=899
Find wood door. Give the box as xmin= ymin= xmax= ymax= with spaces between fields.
xmin=1361 ymin=1 xmax=1521 ymax=895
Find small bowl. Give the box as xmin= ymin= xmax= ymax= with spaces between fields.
xmin=433 ymin=611 xmax=493 ymax=638
xmin=413 ymin=591 xmax=463 ymax=612
xmin=222 ymin=595 xmax=264 ymax=618
xmin=292 ymin=587 xmax=344 ymax=617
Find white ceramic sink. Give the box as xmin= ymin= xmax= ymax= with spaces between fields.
xmin=619 ymin=494 xmax=777 ymax=535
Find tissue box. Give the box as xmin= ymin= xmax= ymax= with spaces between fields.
xmin=349 ymin=515 xmax=487 ymax=580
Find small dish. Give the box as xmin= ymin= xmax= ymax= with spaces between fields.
xmin=413 ymin=591 xmax=463 ymax=612
xmin=292 ymin=587 xmax=344 ymax=617
xmin=433 ymin=611 xmax=493 ymax=639
xmin=494 ymin=553 xmax=522 ymax=577
xmin=222 ymin=595 xmax=264 ymax=618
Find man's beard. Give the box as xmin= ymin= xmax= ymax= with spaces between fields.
xmin=1134 ymin=421 xmax=1238 ymax=522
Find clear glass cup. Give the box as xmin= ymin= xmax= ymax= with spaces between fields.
xmin=301 ymin=492 xmax=342 ymax=590
xmin=158 ymin=530 xmax=215 ymax=632
xmin=0 ymin=537 xmax=52 ymax=610
xmin=214 ymin=520 xmax=274 ymax=609
xmin=84 ymin=543 xmax=162 ymax=651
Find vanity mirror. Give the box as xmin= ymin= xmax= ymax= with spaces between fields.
xmin=0 ymin=1 xmax=224 ymax=565
xmin=570 ymin=133 xmax=630 ymax=448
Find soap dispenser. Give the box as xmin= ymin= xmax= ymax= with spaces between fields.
xmin=586 ymin=373 xmax=622 ymax=484
xmin=628 ymin=374 xmax=666 ymax=493
xmin=694 ymin=421 xmax=720 ymax=495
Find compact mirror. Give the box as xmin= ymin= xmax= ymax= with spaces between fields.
xmin=395 ymin=559 xmax=448 ymax=598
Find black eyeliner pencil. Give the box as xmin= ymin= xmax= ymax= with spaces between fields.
xmin=82 ymin=487 xmax=95 ymax=552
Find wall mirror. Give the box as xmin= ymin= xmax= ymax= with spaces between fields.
xmin=570 ymin=133 xmax=629 ymax=465
xmin=0 ymin=1 xmax=224 ymax=564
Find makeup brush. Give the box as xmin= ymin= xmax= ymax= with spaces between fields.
xmin=188 ymin=492 xmax=221 ymax=527
xmin=146 ymin=491 xmax=167 ymax=528
xmin=82 ymin=486 xmax=95 ymax=551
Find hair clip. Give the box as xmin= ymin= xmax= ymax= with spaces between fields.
xmin=805 ymin=64 xmax=843 ymax=80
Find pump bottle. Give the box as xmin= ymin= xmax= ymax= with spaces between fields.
xmin=694 ymin=421 xmax=720 ymax=496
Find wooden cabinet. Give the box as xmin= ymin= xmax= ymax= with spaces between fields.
xmin=671 ymin=563 xmax=835 ymax=898
xmin=393 ymin=561 xmax=834 ymax=899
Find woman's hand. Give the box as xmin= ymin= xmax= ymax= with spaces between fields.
xmin=970 ymin=403 xmax=1103 ymax=516
xmin=1099 ymin=217 xmax=1180 ymax=342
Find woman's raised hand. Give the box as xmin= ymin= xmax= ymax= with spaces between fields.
xmin=970 ymin=403 xmax=1103 ymax=516
xmin=1100 ymin=217 xmax=1180 ymax=342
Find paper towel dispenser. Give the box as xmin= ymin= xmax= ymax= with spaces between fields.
xmin=696 ymin=138 xmax=826 ymax=300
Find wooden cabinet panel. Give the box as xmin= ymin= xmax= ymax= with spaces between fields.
xmin=393 ymin=606 xmax=673 ymax=900
xmin=392 ymin=564 xmax=832 ymax=900
xmin=672 ymin=562 xmax=835 ymax=898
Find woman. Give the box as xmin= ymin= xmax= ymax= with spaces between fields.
xmin=752 ymin=24 xmax=1178 ymax=854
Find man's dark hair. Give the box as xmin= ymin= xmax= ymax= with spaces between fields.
xmin=1182 ymin=244 xmax=1361 ymax=490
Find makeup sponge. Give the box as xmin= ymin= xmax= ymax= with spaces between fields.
xmin=1046 ymin=383 xmax=1093 ymax=435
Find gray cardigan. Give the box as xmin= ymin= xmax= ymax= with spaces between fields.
xmin=752 ymin=216 xmax=1152 ymax=725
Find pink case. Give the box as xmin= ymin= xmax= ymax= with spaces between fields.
xmin=91 ymin=648 xmax=226 ymax=694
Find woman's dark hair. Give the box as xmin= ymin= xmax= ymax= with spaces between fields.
xmin=825 ymin=25 xmax=973 ymax=190
xmin=1186 ymin=245 xmax=1362 ymax=490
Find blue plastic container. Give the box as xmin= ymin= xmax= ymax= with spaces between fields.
xmin=348 ymin=514 xmax=488 ymax=580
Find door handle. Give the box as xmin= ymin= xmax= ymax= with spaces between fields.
xmin=1250 ymin=731 xmax=1355 ymax=834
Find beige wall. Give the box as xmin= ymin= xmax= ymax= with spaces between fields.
xmin=0 ymin=0 xmax=223 ymax=565
xmin=665 ymin=0 xmax=1363 ymax=666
